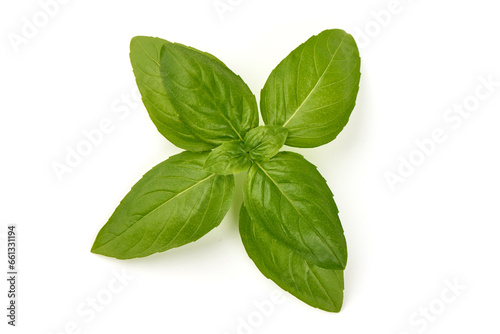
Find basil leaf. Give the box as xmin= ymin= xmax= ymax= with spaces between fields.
xmin=243 ymin=125 xmax=288 ymax=162
xmin=204 ymin=141 xmax=251 ymax=175
xmin=244 ymin=151 xmax=347 ymax=269
xmin=239 ymin=205 xmax=344 ymax=312
xmin=160 ymin=42 xmax=259 ymax=145
xmin=91 ymin=151 xmax=234 ymax=259
xmin=130 ymin=36 xmax=213 ymax=151
xmin=260 ymin=29 xmax=361 ymax=148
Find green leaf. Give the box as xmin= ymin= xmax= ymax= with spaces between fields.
xmin=244 ymin=151 xmax=347 ymax=269
xmin=91 ymin=151 xmax=234 ymax=259
xmin=244 ymin=125 xmax=288 ymax=162
xmin=260 ymin=29 xmax=361 ymax=148
xmin=204 ymin=141 xmax=251 ymax=175
xmin=239 ymin=205 xmax=344 ymax=312
xmin=160 ymin=42 xmax=259 ymax=145
xmin=130 ymin=36 xmax=213 ymax=151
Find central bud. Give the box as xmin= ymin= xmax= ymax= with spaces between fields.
xmin=202 ymin=125 xmax=289 ymax=175
xmin=243 ymin=125 xmax=289 ymax=162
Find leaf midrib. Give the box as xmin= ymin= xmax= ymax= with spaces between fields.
xmin=282 ymin=35 xmax=347 ymax=127
xmin=248 ymin=205 xmax=340 ymax=311
xmin=95 ymin=173 xmax=216 ymax=249
xmin=135 ymin=39 xmax=161 ymax=67
xmin=164 ymin=45 xmax=245 ymax=142
xmin=254 ymin=162 xmax=342 ymax=267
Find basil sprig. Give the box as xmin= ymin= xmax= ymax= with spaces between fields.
xmin=92 ymin=29 xmax=361 ymax=312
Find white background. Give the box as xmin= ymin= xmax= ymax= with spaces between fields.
xmin=1 ymin=0 xmax=500 ymax=333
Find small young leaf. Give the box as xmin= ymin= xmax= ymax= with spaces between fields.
xmin=130 ymin=36 xmax=213 ymax=151
xmin=160 ymin=42 xmax=259 ymax=145
xmin=243 ymin=125 xmax=288 ymax=162
xmin=260 ymin=29 xmax=361 ymax=148
xmin=244 ymin=151 xmax=347 ymax=270
xmin=239 ymin=205 xmax=344 ymax=312
xmin=204 ymin=141 xmax=251 ymax=175
xmin=91 ymin=151 xmax=234 ymax=259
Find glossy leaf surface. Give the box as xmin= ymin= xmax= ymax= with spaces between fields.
xmin=240 ymin=205 xmax=344 ymax=312
xmin=260 ymin=29 xmax=361 ymax=147
xmin=161 ymin=42 xmax=259 ymax=145
xmin=130 ymin=36 xmax=213 ymax=151
xmin=244 ymin=152 xmax=347 ymax=269
xmin=92 ymin=151 xmax=234 ymax=259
